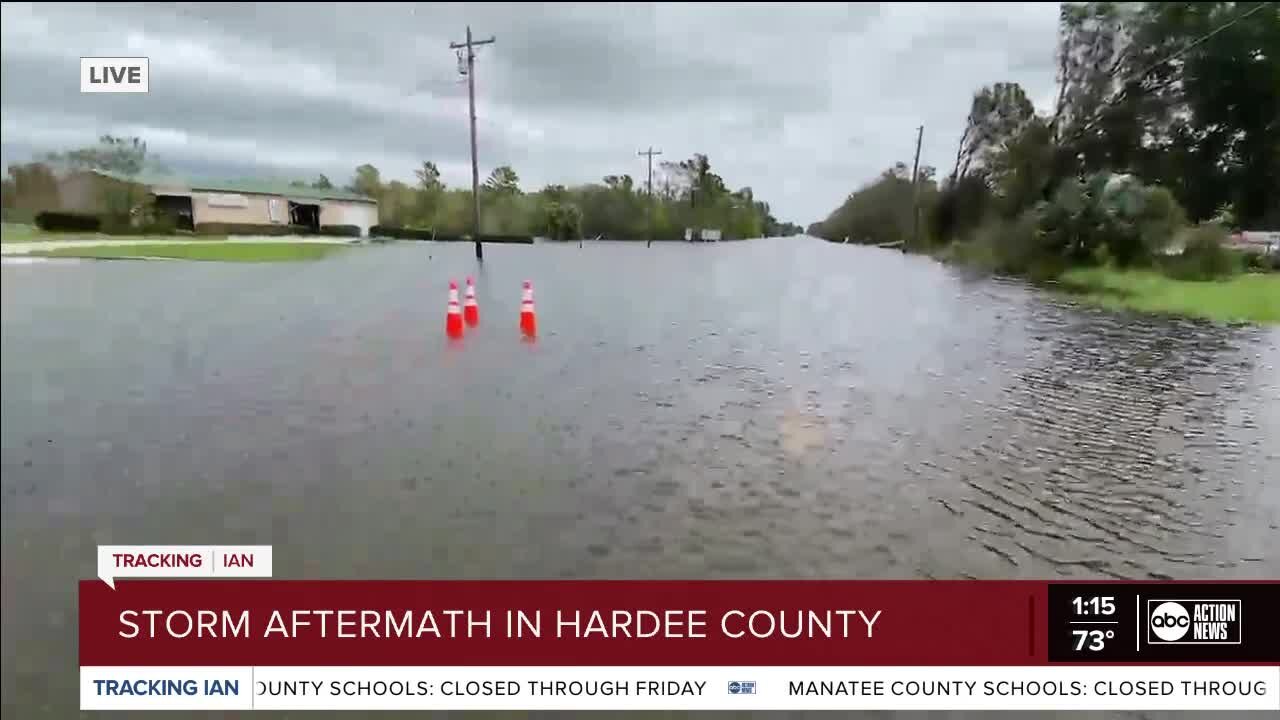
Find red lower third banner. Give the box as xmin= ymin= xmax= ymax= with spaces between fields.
xmin=83 ymin=580 xmax=1047 ymax=666
xmin=78 ymin=580 xmax=1279 ymax=711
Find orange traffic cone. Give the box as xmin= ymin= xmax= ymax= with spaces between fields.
xmin=463 ymin=276 xmax=479 ymax=327
xmin=446 ymin=280 xmax=464 ymax=339
xmin=519 ymin=280 xmax=537 ymax=338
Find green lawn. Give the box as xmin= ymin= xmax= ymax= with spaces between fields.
xmin=30 ymin=242 xmax=344 ymax=262
xmin=1059 ymin=267 xmax=1280 ymax=325
xmin=1 ymin=223 xmax=48 ymax=242
xmin=1 ymin=223 xmax=228 ymax=243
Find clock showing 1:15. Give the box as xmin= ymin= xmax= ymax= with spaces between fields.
xmin=1072 ymin=596 xmax=1115 ymax=616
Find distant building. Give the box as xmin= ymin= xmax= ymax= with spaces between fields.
xmin=1229 ymin=231 xmax=1279 ymax=256
xmin=684 ymin=227 xmax=722 ymax=242
xmin=58 ymin=170 xmax=379 ymax=236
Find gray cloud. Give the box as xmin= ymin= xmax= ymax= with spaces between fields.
xmin=0 ymin=2 xmax=1059 ymax=223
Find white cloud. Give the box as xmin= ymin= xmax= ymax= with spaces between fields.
xmin=0 ymin=1 xmax=1061 ymax=223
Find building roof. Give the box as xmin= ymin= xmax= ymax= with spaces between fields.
xmin=87 ymin=169 xmax=377 ymax=204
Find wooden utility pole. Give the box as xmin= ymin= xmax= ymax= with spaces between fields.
xmin=909 ymin=124 xmax=923 ymax=253
xmin=450 ymin=26 xmax=495 ymax=261
xmin=638 ymin=146 xmax=663 ymax=247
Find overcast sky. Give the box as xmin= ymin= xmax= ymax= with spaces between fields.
xmin=0 ymin=2 xmax=1061 ymax=224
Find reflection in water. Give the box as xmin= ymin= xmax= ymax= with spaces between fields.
xmin=2 ymin=237 xmax=1278 ymax=719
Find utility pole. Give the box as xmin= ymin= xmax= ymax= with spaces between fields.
xmin=450 ymin=26 xmax=495 ymax=261
xmin=638 ymin=146 xmax=663 ymax=248
xmin=909 ymin=124 xmax=923 ymax=253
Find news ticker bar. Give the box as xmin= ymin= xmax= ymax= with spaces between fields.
xmin=80 ymin=666 xmax=1280 ymax=711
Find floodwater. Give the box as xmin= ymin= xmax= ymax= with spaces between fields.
xmin=3 ymin=237 xmax=1278 ymax=718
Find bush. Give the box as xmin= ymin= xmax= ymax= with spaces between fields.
xmin=1133 ymin=186 xmax=1186 ymax=261
xmin=539 ymin=201 xmax=583 ymax=241
xmin=138 ymin=215 xmax=178 ymax=236
xmin=35 ymin=211 xmax=101 ymax=232
xmin=1 ymin=208 xmax=36 ymax=224
xmin=318 ymin=224 xmax=361 ymax=237
xmin=369 ymin=225 xmax=437 ymax=240
xmin=931 ymin=173 xmax=991 ymax=244
xmin=1025 ymin=174 xmax=1191 ymax=269
xmin=194 ymin=222 xmax=309 ymax=236
xmin=1240 ymin=250 xmax=1267 ymax=273
xmin=1162 ymin=224 xmax=1237 ymax=281
xmin=962 ymin=212 xmax=1064 ymax=279
xmin=1035 ymin=179 xmax=1103 ymax=263
xmin=100 ymin=214 xmax=139 ymax=235
xmin=1236 ymin=249 xmax=1280 ymax=273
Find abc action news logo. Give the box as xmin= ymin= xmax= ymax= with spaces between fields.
xmin=1147 ymin=600 xmax=1242 ymax=645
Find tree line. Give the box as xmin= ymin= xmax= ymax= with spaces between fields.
xmin=324 ymin=154 xmax=803 ymax=240
xmin=2 ymin=137 xmax=803 ymax=240
xmin=810 ymin=1 xmax=1279 ymax=276
xmin=2 ymin=135 xmax=162 ymax=227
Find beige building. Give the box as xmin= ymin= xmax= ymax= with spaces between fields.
xmin=59 ymin=170 xmax=379 ymax=236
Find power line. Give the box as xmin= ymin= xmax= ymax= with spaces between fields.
xmin=1123 ymin=1 xmax=1275 ymax=86
xmin=1064 ymin=2 xmax=1276 ymax=143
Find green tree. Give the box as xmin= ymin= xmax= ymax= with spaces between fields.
xmin=1040 ymin=1 xmax=1278 ymax=226
xmin=1048 ymin=3 xmax=1133 ymax=149
xmin=349 ymin=164 xmax=381 ymax=198
xmin=48 ymin=135 xmax=149 ymax=176
xmin=379 ymin=180 xmax=418 ymax=227
xmin=312 ymin=174 xmax=333 ymax=190
xmin=412 ymin=162 xmax=445 ymax=228
xmin=812 ymin=162 xmax=938 ymax=246
xmin=950 ymin=82 xmax=1036 ymax=181
xmin=986 ymin=118 xmax=1055 ymax=218
xmin=44 ymin=136 xmax=156 ymax=227
xmin=1158 ymin=2 xmax=1279 ymax=226
xmin=4 ymin=162 xmax=61 ymax=215
xmin=539 ymin=201 xmax=583 ymax=240
xmin=414 ymin=162 xmax=442 ymax=191
xmin=483 ymin=166 xmax=521 ymax=195
xmin=540 ymin=184 xmax=568 ymax=202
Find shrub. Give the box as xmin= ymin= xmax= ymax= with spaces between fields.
xmin=1029 ymin=173 xmax=1189 ymax=269
xmin=1035 ymin=179 xmax=1102 ymax=263
xmin=931 ymin=173 xmax=992 ymax=244
xmin=194 ymin=222 xmax=308 ymax=236
xmin=369 ymin=225 xmax=437 ymax=240
xmin=539 ymin=201 xmax=583 ymax=241
xmin=1240 ymin=250 xmax=1267 ymax=273
xmin=100 ymin=214 xmax=138 ymax=235
xmin=1162 ymin=224 xmax=1237 ymax=281
xmin=318 ymin=224 xmax=361 ymax=237
xmin=1236 ymin=249 xmax=1280 ymax=273
xmin=1 ymin=208 xmax=36 ymax=224
xmin=967 ymin=212 xmax=1063 ymax=278
xmin=35 ymin=211 xmax=101 ymax=232
xmin=138 ymin=214 xmax=178 ymax=236
xmin=1134 ymin=186 xmax=1186 ymax=260
xmin=1092 ymin=178 xmax=1187 ymax=267
xmin=945 ymin=235 xmax=1000 ymax=272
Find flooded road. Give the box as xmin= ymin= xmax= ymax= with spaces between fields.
xmin=3 ymin=236 xmax=1278 ymax=718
